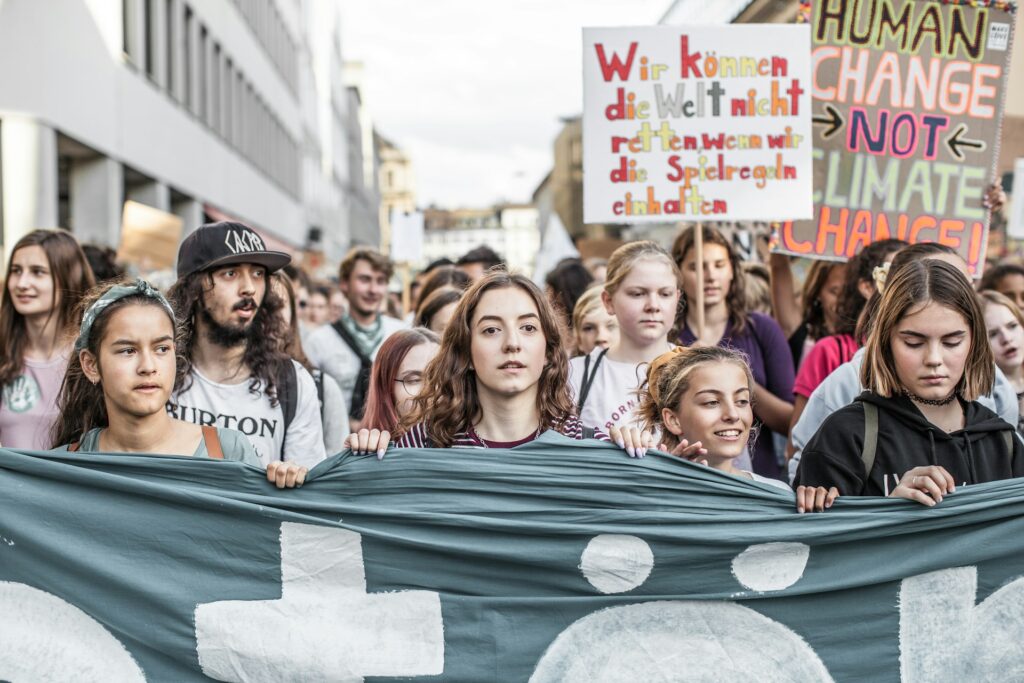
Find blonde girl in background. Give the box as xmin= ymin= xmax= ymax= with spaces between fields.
xmin=571 ymin=285 xmax=618 ymax=357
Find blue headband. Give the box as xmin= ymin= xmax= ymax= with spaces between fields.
xmin=75 ymin=279 xmax=176 ymax=352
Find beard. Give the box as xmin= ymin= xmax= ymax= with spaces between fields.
xmin=200 ymin=298 xmax=258 ymax=348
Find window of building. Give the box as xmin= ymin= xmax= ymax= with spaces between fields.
xmin=166 ymin=0 xmax=175 ymax=95
xmin=197 ymin=25 xmax=207 ymax=118
xmin=211 ymin=43 xmax=221 ymax=133
xmin=183 ymin=5 xmax=193 ymax=109
xmin=144 ymin=0 xmax=156 ymax=79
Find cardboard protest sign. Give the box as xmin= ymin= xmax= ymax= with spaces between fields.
xmin=7 ymin=436 xmax=1024 ymax=680
xmin=583 ymin=25 xmax=814 ymax=223
xmin=773 ymin=0 xmax=1016 ymax=275
xmin=116 ymin=200 xmax=183 ymax=272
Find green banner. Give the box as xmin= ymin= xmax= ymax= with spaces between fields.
xmin=3 ymin=432 xmax=1024 ymax=681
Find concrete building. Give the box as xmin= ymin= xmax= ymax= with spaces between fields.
xmin=0 ymin=0 xmax=379 ymax=263
xmin=376 ymin=132 xmax=416 ymax=256
xmin=421 ymin=204 xmax=540 ymax=274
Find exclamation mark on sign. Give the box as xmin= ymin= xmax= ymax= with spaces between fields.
xmin=967 ymin=222 xmax=983 ymax=276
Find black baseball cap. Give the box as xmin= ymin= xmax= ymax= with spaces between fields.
xmin=176 ymin=221 xmax=291 ymax=279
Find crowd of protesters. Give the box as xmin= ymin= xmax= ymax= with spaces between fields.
xmin=2 ymin=189 xmax=1023 ymax=508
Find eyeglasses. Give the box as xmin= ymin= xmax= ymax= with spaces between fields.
xmin=395 ymin=373 xmax=424 ymax=394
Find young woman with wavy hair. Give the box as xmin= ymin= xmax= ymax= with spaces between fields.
xmin=347 ymin=271 xmax=650 ymax=456
xmin=0 ymin=229 xmax=95 ymax=449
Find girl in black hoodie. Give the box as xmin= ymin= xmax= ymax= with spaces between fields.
xmin=795 ymin=259 xmax=1024 ymax=506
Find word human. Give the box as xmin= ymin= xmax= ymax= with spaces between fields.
xmin=816 ymin=0 xmax=988 ymax=60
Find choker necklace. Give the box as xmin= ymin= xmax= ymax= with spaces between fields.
xmin=904 ymin=389 xmax=958 ymax=406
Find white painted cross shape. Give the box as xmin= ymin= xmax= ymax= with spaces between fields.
xmin=195 ymin=522 xmax=444 ymax=682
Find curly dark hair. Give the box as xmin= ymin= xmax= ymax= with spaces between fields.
xmin=833 ymin=238 xmax=906 ymax=336
xmin=167 ymin=270 xmax=292 ymax=405
xmin=979 ymin=262 xmax=1024 ymax=293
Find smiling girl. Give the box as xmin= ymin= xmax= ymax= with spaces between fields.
xmin=980 ymin=290 xmax=1024 ymax=439
xmin=0 ymin=229 xmax=95 ymax=449
xmin=796 ymin=259 xmax=1024 ymax=505
xmin=51 ymin=280 xmax=306 ymax=488
xmin=672 ymin=225 xmax=794 ymax=480
xmin=639 ymin=346 xmax=836 ymax=511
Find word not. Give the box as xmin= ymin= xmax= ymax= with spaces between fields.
xmin=815 ymin=0 xmax=988 ymax=60
xmin=847 ymin=109 xmax=949 ymax=160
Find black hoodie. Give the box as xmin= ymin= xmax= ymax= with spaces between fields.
xmin=795 ymin=391 xmax=1024 ymax=496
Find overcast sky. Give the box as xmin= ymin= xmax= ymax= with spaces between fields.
xmin=339 ymin=0 xmax=670 ymax=209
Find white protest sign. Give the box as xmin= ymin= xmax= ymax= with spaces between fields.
xmin=1010 ymin=159 xmax=1024 ymax=240
xmin=390 ymin=210 xmax=425 ymax=264
xmin=583 ymin=25 xmax=813 ymax=223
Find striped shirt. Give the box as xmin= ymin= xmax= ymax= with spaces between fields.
xmin=396 ymin=416 xmax=609 ymax=449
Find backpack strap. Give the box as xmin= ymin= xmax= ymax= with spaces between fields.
xmin=330 ymin=321 xmax=374 ymax=420
xmin=202 ymin=425 xmax=224 ymax=460
xmin=861 ymin=401 xmax=879 ymax=482
xmin=577 ymin=348 xmax=609 ymax=413
xmin=313 ymin=368 xmax=326 ymax=421
xmin=277 ymin=361 xmax=298 ymax=461
xmin=1003 ymin=428 xmax=1013 ymax=457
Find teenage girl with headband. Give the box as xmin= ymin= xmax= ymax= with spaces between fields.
xmin=52 ymin=279 xmax=307 ymax=488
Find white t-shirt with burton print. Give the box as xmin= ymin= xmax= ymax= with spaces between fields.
xmin=167 ymin=360 xmax=326 ymax=468
xmin=568 ymin=349 xmax=647 ymax=433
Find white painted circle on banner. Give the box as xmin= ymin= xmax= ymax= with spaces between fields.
xmin=731 ymin=542 xmax=810 ymax=592
xmin=0 ymin=581 xmax=145 ymax=681
xmin=579 ymin=534 xmax=654 ymax=594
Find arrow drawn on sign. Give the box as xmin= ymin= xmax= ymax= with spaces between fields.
xmin=195 ymin=522 xmax=444 ymax=682
xmin=945 ymin=124 xmax=986 ymax=161
xmin=812 ymin=104 xmax=844 ymax=139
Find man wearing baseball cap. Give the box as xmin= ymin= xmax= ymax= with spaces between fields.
xmin=165 ymin=221 xmax=326 ymax=467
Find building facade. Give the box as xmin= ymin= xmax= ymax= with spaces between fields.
xmin=0 ymin=0 xmax=379 ymax=263
xmin=421 ymin=204 xmax=540 ymax=274
xmin=376 ymin=132 xmax=416 ymax=256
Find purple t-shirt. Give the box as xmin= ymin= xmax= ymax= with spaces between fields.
xmin=678 ymin=311 xmax=795 ymax=480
